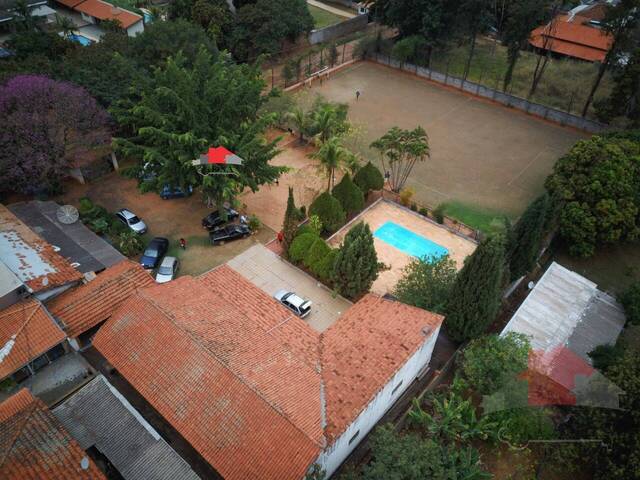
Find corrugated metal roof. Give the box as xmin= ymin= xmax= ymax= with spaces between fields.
xmin=502 ymin=262 xmax=626 ymax=364
xmin=0 ymin=260 xmax=22 ymax=299
xmin=9 ymin=201 xmax=124 ymax=274
xmin=53 ymin=375 xmax=200 ymax=480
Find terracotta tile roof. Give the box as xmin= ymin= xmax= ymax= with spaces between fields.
xmin=93 ymin=269 xmax=323 ymax=480
xmin=0 ymin=388 xmax=105 ymax=480
xmin=0 ymin=299 xmax=66 ymax=380
xmin=47 ymin=260 xmax=153 ymax=338
xmin=54 ymin=0 xmax=85 ymax=8
xmin=320 ymin=294 xmax=443 ymax=440
xmin=530 ymin=14 xmax=613 ymax=62
xmin=94 ymin=268 xmax=443 ymax=477
xmin=0 ymin=205 xmax=82 ymax=293
xmin=73 ymin=0 xmax=142 ymax=29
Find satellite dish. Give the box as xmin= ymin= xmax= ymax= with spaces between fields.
xmin=80 ymin=456 xmax=90 ymax=470
xmin=528 ymin=281 xmax=535 ymax=290
xmin=57 ymin=205 xmax=79 ymax=225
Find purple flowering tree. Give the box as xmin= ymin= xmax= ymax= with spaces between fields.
xmin=0 ymin=75 xmax=111 ymax=194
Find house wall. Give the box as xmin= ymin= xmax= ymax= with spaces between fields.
xmin=315 ymin=325 xmax=441 ymax=478
xmin=126 ymin=20 xmax=144 ymax=37
xmin=308 ymin=14 xmax=368 ymax=45
xmin=80 ymin=12 xmax=96 ymax=24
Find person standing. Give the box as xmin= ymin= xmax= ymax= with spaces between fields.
xmin=179 ymin=238 xmax=186 ymax=250
xmin=356 ymin=90 xmax=361 ymax=101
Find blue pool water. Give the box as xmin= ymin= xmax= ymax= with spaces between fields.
xmin=374 ymin=221 xmax=449 ymax=260
xmin=69 ymin=34 xmax=93 ymax=46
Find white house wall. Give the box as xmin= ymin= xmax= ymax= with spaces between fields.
xmin=126 ymin=21 xmax=144 ymax=37
xmin=316 ymin=325 xmax=441 ymax=478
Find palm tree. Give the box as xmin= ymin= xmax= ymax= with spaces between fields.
xmin=12 ymin=0 xmax=38 ymax=31
xmin=55 ymin=14 xmax=76 ymax=39
xmin=308 ymin=102 xmax=347 ymax=143
xmin=310 ymin=137 xmax=350 ymax=191
xmin=286 ymin=107 xmax=309 ymax=142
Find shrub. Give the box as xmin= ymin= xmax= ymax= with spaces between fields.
xmin=248 ymin=215 xmax=261 ymax=231
xmin=589 ymin=343 xmax=625 ymax=370
xmin=309 ymin=192 xmax=346 ymax=233
xmin=410 ymin=203 xmax=417 ymax=211
xmin=304 ymin=237 xmax=331 ymax=270
xmin=433 ymin=205 xmax=445 ymax=224
xmin=399 ymin=187 xmax=414 ymax=207
xmin=488 ymin=408 xmax=555 ymax=444
xmin=419 ymin=207 xmax=429 ymax=217
xmin=308 ymin=215 xmax=323 ymax=235
xmin=354 ymin=161 xmax=384 ymax=196
xmin=620 ymin=281 xmax=640 ymax=324
xmin=289 ymin=232 xmax=319 ymax=263
xmin=313 ymin=249 xmax=338 ymax=282
xmin=332 ymin=174 xmax=364 ymax=216
xmin=115 ymin=230 xmax=144 ymax=256
xmin=299 ymin=205 xmax=306 ymax=220
xmin=394 ymin=255 xmax=457 ymax=314
xmin=296 ymin=224 xmax=315 ymax=237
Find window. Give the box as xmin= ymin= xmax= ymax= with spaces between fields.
xmin=391 ymin=380 xmax=404 ymax=396
xmin=348 ymin=430 xmax=360 ymax=445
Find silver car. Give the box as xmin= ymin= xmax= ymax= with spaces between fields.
xmin=273 ymin=290 xmax=312 ymax=318
xmin=115 ymin=208 xmax=147 ymax=234
xmin=156 ymin=256 xmax=179 ymax=283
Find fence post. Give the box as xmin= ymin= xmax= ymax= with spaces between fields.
xmin=444 ymin=60 xmax=450 ymax=85
xmin=477 ymin=67 xmax=483 ymax=95
xmin=567 ymin=91 xmax=575 ymax=115
xmin=342 ymin=43 xmax=346 ymax=63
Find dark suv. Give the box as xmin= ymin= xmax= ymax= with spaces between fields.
xmin=140 ymin=237 xmax=169 ymax=269
xmin=201 ymin=207 xmax=239 ymax=230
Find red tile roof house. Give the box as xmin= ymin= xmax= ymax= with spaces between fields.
xmin=529 ymin=3 xmax=614 ymax=62
xmin=0 ymin=388 xmax=106 ymax=479
xmin=93 ymin=265 xmax=443 ymax=479
xmin=55 ymin=0 xmax=144 ymax=38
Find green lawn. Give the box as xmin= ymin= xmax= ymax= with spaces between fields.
xmin=308 ymin=4 xmax=346 ymax=29
xmin=428 ymin=37 xmax=612 ymax=118
xmin=439 ymin=201 xmax=508 ymax=236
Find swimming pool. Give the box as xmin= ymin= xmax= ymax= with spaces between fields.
xmin=69 ymin=34 xmax=93 ymax=46
xmin=374 ymin=221 xmax=449 ymax=260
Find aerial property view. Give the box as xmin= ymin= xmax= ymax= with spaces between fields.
xmin=1 ymin=0 xmax=640 ymax=478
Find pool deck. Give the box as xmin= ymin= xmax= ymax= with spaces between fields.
xmin=327 ymin=199 xmax=478 ymax=295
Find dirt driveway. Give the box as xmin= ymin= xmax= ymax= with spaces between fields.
xmin=56 ymin=172 xmax=275 ymax=277
xmin=227 ymin=244 xmax=351 ymax=332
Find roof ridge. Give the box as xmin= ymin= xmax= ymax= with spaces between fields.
xmin=0 ymin=397 xmax=39 ymax=470
xmin=136 ymin=286 xmax=324 ymax=448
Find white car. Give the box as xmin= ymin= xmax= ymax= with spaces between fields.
xmin=115 ymin=209 xmax=147 ymax=234
xmin=156 ymin=256 xmax=179 ymax=283
xmin=273 ymin=290 xmax=312 ymax=318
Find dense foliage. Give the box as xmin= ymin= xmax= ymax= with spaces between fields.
xmin=353 ymin=161 xmax=384 ymax=196
xmin=308 ymin=192 xmax=346 ymax=233
xmin=545 ymin=134 xmax=640 ymax=257
xmin=112 ymin=48 xmax=284 ymax=206
xmin=282 ymin=187 xmax=299 ymax=255
xmin=289 ymin=232 xmax=319 ymax=263
xmin=333 ymin=222 xmax=381 ymax=299
xmin=394 ymin=255 xmax=457 ymax=314
xmin=0 ymin=75 xmax=110 ymax=195
xmin=619 ymin=281 xmax=640 ymax=324
xmin=332 ymin=174 xmax=364 ymax=217
xmin=304 ymin=237 xmax=331 ymax=271
xmin=445 ymin=235 xmax=506 ymax=342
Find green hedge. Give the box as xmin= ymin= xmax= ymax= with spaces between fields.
xmin=312 ymin=249 xmax=338 ymax=282
xmin=309 ymin=192 xmax=346 ymax=234
xmin=304 ymin=237 xmax=331 ymax=270
xmin=332 ymin=173 xmax=364 ymax=216
xmin=354 ymin=161 xmax=384 ymax=195
xmin=289 ymin=232 xmax=319 ymax=263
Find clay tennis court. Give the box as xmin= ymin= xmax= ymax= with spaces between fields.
xmin=305 ymin=61 xmax=586 ymax=217
xmin=328 ymin=200 xmax=477 ymax=294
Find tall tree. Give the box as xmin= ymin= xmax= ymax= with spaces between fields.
xmin=596 ymin=48 xmax=640 ymax=127
xmin=311 ymin=137 xmax=351 ymax=191
xmin=282 ymin=187 xmax=299 ymax=255
xmin=0 ymin=75 xmax=110 ymax=195
xmin=459 ymin=0 xmax=493 ymax=81
xmin=502 ymin=0 xmax=549 ymax=91
xmin=445 ymin=235 xmax=506 ymax=342
xmin=528 ymin=3 xmax=560 ymax=98
xmin=582 ymin=0 xmax=640 ymax=117
xmin=333 ymin=222 xmax=381 ymax=299
xmin=394 ymin=255 xmax=457 ymax=314
xmin=506 ymin=193 xmax=550 ymax=280
xmin=332 ymin=173 xmax=364 ymax=216
xmin=370 ymin=126 xmax=430 ymax=193
xmin=112 ymin=48 xmax=284 ymax=207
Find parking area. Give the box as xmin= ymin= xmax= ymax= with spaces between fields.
xmin=227 ymin=244 xmax=351 ymax=332
xmin=328 ymin=200 xmax=478 ymax=295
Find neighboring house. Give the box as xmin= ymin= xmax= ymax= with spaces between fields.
xmin=53 ymin=375 xmax=200 ymax=480
xmin=93 ymin=265 xmax=443 ymax=479
xmin=529 ymin=2 xmax=614 ymax=62
xmin=500 ymin=261 xmax=626 ymax=409
xmin=48 ymin=260 xmax=153 ymax=349
xmin=0 ymin=204 xmax=82 ymax=302
xmin=0 ymin=388 xmax=106 ymax=479
xmin=0 ymin=260 xmax=25 ymax=310
xmin=55 ymin=0 xmax=143 ymax=38
xmin=0 ymin=0 xmax=56 ymax=31
xmin=9 ymin=201 xmax=125 ymax=275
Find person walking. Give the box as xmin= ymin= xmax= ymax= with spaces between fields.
xmin=356 ymin=90 xmax=361 ymax=101
xmin=179 ymin=238 xmax=186 ymax=250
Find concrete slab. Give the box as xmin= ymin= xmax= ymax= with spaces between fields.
xmin=227 ymin=244 xmax=351 ymax=332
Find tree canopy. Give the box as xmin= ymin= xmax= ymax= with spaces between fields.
xmin=394 ymin=255 xmax=457 ymax=314
xmin=0 ymin=75 xmax=111 ymax=194
xmin=333 ymin=222 xmax=382 ymax=299
xmin=545 ymin=133 xmax=640 ymax=257
xmin=332 ymin=173 xmax=365 ymax=216
xmin=111 ymin=48 xmax=283 ymax=207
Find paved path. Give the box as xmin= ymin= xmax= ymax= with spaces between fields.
xmin=307 ymin=0 xmax=355 ymax=18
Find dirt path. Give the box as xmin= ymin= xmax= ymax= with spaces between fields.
xmin=307 ymin=0 xmax=355 ymax=18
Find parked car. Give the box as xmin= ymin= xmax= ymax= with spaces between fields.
xmin=202 ymin=207 xmax=239 ymax=230
xmin=140 ymin=237 xmax=169 ymax=269
xmin=209 ymin=224 xmax=250 ymax=245
xmin=273 ymin=290 xmax=312 ymax=318
xmin=160 ymin=184 xmax=193 ymax=200
xmin=156 ymin=256 xmax=179 ymax=283
xmin=115 ymin=209 xmax=147 ymax=234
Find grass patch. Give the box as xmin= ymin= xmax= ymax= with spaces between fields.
xmin=439 ymin=201 xmax=508 ymax=235
xmin=308 ymin=4 xmax=346 ymax=29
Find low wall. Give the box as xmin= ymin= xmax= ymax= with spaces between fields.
xmin=309 ymin=14 xmax=368 ymax=45
xmin=369 ymin=53 xmax=607 ymax=134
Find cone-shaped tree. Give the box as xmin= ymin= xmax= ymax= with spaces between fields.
xmin=333 ymin=222 xmax=381 ymax=299
xmin=354 ymin=161 xmax=384 ymax=196
xmin=332 ymin=173 xmax=364 ymax=216
xmin=507 ymin=194 xmax=550 ymax=281
xmin=309 ymin=192 xmax=346 ymax=234
xmin=445 ymin=235 xmax=506 ymax=342
xmin=282 ymin=187 xmax=299 ymax=255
